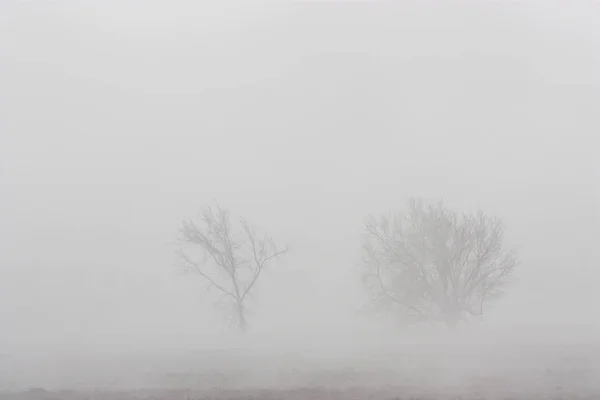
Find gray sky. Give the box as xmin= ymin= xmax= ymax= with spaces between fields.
xmin=0 ymin=1 xmax=599 ymax=353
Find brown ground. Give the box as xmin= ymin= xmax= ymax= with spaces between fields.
xmin=0 ymin=386 xmax=598 ymax=400
xmin=1 ymin=343 xmax=598 ymax=399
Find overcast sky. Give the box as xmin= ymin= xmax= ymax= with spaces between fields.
xmin=0 ymin=1 xmax=599 ymax=354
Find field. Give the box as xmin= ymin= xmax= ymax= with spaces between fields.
xmin=1 ymin=338 xmax=599 ymax=400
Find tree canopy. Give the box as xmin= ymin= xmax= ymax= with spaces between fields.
xmin=361 ymin=198 xmax=518 ymax=329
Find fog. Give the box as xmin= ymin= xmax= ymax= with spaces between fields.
xmin=0 ymin=0 xmax=599 ymax=394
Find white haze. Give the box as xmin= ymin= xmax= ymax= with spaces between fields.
xmin=0 ymin=0 xmax=599 ymax=392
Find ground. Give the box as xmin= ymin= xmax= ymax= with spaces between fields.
xmin=0 ymin=386 xmax=599 ymax=400
xmin=1 ymin=341 xmax=598 ymax=399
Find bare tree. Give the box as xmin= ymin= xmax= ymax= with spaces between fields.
xmin=361 ymin=198 xmax=518 ymax=329
xmin=177 ymin=204 xmax=288 ymax=333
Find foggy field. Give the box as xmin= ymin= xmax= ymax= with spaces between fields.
xmin=1 ymin=335 xmax=599 ymax=399
xmin=2 ymin=1 xmax=600 ymax=400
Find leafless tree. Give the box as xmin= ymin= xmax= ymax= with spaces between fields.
xmin=177 ymin=204 xmax=288 ymax=333
xmin=361 ymin=198 xmax=518 ymax=330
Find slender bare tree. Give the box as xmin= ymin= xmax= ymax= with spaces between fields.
xmin=177 ymin=204 xmax=288 ymax=333
xmin=361 ymin=198 xmax=518 ymax=329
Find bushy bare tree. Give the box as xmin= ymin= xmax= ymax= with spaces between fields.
xmin=178 ymin=204 xmax=288 ymax=333
xmin=361 ymin=198 xmax=518 ymax=329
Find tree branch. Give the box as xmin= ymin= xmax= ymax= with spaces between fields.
xmin=176 ymin=249 xmax=237 ymax=300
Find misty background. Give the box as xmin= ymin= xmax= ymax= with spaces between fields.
xmin=0 ymin=0 xmax=599 ymax=363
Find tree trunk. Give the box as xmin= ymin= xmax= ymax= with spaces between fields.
xmin=444 ymin=314 xmax=460 ymax=331
xmin=445 ymin=319 xmax=457 ymax=331
xmin=236 ymin=302 xmax=247 ymax=333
